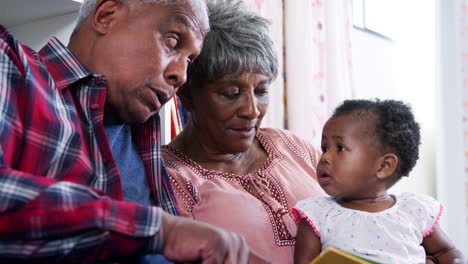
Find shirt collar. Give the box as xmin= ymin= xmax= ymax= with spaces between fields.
xmin=38 ymin=37 xmax=93 ymax=90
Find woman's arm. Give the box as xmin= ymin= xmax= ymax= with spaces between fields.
xmin=294 ymin=219 xmax=322 ymax=264
xmin=422 ymin=225 xmax=466 ymax=264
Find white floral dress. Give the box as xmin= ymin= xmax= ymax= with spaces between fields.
xmin=292 ymin=192 xmax=442 ymax=264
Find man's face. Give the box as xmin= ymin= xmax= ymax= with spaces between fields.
xmin=92 ymin=1 xmax=204 ymax=123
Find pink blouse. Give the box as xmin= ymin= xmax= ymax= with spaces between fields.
xmin=162 ymin=128 xmax=326 ymax=264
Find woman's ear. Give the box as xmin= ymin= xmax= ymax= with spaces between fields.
xmin=92 ymin=0 xmax=124 ymax=35
xmin=177 ymin=84 xmax=194 ymax=111
xmin=376 ymin=153 xmax=398 ymax=180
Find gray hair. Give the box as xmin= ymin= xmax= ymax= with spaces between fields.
xmin=186 ymin=0 xmax=278 ymax=88
xmin=72 ymin=0 xmax=209 ymax=35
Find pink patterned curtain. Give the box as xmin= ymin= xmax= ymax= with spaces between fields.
xmin=283 ymin=0 xmax=354 ymax=147
xmin=171 ymin=0 xmax=354 ymax=144
xmin=245 ymin=0 xmax=285 ymax=129
xmin=245 ymin=0 xmax=354 ymax=148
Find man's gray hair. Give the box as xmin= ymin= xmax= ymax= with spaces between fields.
xmin=186 ymin=0 xmax=278 ymax=88
xmin=72 ymin=0 xmax=209 ymax=35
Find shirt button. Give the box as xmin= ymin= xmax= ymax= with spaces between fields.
xmin=128 ymin=223 xmax=137 ymax=233
xmin=94 ymin=77 xmax=102 ymax=85
xmin=90 ymin=104 xmax=100 ymax=110
xmin=103 ymin=157 xmax=111 ymax=164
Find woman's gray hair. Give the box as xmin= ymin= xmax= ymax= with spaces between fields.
xmin=72 ymin=0 xmax=209 ymax=35
xmin=186 ymin=0 xmax=278 ymax=88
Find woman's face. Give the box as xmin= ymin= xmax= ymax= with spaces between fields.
xmin=189 ymin=71 xmax=270 ymax=154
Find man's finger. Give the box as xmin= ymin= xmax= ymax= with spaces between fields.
xmin=248 ymin=249 xmax=271 ymax=264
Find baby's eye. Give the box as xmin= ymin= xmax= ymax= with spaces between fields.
xmin=321 ymin=146 xmax=328 ymax=153
xmin=337 ymin=145 xmax=347 ymax=152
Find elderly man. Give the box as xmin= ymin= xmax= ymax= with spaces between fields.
xmin=0 ymin=0 xmax=265 ymax=263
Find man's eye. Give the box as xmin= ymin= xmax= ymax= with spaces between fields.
xmin=166 ymin=36 xmax=179 ymax=49
xmin=337 ymin=145 xmax=347 ymax=152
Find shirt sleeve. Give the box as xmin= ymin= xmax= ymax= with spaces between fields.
xmin=0 ymin=166 xmax=164 ymax=263
xmin=0 ymin=31 xmax=164 ymax=263
xmin=164 ymin=160 xmax=198 ymax=218
xmin=291 ymin=197 xmax=324 ymax=238
xmin=401 ymin=193 xmax=443 ymax=238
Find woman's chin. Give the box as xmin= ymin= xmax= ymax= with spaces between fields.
xmin=225 ymin=141 xmax=252 ymax=154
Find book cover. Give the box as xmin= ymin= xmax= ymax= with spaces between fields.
xmin=310 ymin=247 xmax=381 ymax=264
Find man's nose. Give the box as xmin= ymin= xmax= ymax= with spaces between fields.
xmin=164 ymin=58 xmax=188 ymax=89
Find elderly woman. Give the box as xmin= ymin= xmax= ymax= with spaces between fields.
xmin=162 ymin=0 xmax=325 ymax=263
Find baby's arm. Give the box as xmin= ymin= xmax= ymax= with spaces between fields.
xmin=294 ymin=219 xmax=322 ymax=264
xmin=422 ymin=225 xmax=466 ymax=264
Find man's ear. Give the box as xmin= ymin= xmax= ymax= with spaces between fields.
xmin=92 ymin=0 xmax=124 ymax=35
xmin=376 ymin=153 xmax=398 ymax=180
xmin=177 ymin=84 xmax=194 ymax=111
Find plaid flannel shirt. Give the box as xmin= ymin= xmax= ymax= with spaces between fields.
xmin=0 ymin=25 xmax=178 ymax=263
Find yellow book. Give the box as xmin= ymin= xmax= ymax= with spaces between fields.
xmin=310 ymin=247 xmax=381 ymax=264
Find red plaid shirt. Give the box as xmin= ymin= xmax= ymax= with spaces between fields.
xmin=0 ymin=26 xmax=178 ymax=263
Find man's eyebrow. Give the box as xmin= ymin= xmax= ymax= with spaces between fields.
xmin=173 ymin=14 xmax=197 ymax=32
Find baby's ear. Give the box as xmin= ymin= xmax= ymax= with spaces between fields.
xmin=376 ymin=153 xmax=398 ymax=180
xmin=177 ymin=84 xmax=193 ymax=111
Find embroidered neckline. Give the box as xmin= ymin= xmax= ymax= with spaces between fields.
xmin=162 ymin=129 xmax=283 ymax=178
xmin=163 ymin=129 xmax=297 ymax=246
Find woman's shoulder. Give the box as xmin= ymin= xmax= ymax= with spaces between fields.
xmin=259 ymin=128 xmax=321 ymax=165
xmin=162 ymin=145 xmax=197 ymax=174
xmin=259 ymin=128 xmax=316 ymax=149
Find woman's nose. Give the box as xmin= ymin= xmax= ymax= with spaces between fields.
xmin=238 ymin=92 xmax=261 ymax=119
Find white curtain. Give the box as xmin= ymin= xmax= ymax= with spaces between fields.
xmin=246 ymin=0 xmax=285 ymax=130
xmin=245 ymin=0 xmax=354 ymax=144
xmin=283 ymin=0 xmax=354 ymax=148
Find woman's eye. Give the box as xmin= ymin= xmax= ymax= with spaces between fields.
xmin=321 ymin=146 xmax=328 ymax=153
xmin=223 ymin=92 xmax=240 ymax=99
xmin=256 ymin=89 xmax=269 ymax=97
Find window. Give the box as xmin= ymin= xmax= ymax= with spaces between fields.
xmin=352 ymin=0 xmax=400 ymax=41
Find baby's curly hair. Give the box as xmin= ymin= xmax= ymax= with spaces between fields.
xmin=332 ymin=99 xmax=421 ymax=177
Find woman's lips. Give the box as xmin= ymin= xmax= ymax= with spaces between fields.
xmin=230 ymin=127 xmax=255 ymax=138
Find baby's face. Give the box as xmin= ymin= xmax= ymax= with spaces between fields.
xmin=317 ymin=114 xmax=384 ymax=199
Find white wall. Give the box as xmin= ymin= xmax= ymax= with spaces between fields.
xmin=435 ymin=0 xmax=467 ymax=254
xmin=351 ymin=29 xmax=397 ymax=100
xmin=352 ymin=0 xmax=467 ymax=254
xmin=8 ymin=12 xmax=78 ymax=50
xmin=351 ymin=23 xmax=436 ymax=198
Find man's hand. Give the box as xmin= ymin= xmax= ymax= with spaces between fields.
xmin=161 ymin=212 xmax=270 ymax=264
